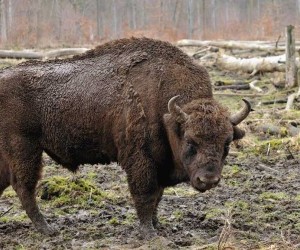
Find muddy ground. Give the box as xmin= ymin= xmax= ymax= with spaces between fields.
xmin=0 ymin=50 xmax=300 ymax=250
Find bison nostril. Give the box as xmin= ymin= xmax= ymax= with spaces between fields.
xmin=212 ymin=177 xmax=220 ymax=184
xmin=198 ymin=177 xmax=206 ymax=183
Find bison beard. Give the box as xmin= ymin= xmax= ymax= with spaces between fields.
xmin=0 ymin=37 xmax=251 ymax=238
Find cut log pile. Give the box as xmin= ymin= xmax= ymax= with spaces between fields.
xmin=177 ymin=39 xmax=299 ymax=75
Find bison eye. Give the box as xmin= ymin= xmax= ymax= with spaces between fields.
xmin=186 ymin=141 xmax=197 ymax=157
xmin=223 ymin=142 xmax=230 ymax=156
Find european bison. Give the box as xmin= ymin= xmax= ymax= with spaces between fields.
xmin=0 ymin=38 xmax=250 ymax=237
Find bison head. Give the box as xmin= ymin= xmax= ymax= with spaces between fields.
xmin=163 ymin=96 xmax=251 ymax=192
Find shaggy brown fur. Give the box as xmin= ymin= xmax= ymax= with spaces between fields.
xmin=0 ymin=37 xmax=248 ymax=237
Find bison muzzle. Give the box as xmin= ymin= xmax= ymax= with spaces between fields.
xmin=0 ymin=37 xmax=250 ymax=238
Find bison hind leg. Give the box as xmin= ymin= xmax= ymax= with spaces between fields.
xmin=62 ymin=163 xmax=80 ymax=173
xmin=0 ymin=154 xmax=11 ymax=197
xmin=7 ymin=137 xmax=57 ymax=235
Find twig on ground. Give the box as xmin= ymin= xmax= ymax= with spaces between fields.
xmin=255 ymin=163 xmax=280 ymax=174
xmin=0 ymin=206 xmax=13 ymax=218
xmin=266 ymin=143 xmax=271 ymax=156
xmin=275 ymin=35 xmax=282 ymax=49
xmin=218 ymin=209 xmax=233 ymax=250
xmin=285 ymin=145 xmax=295 ymax=159
xmin=249 ymin=80 xmax=263 ymax=92
xmin=286 ymin=86 xmax=300 ymax=110
xmin=280 ymin=230 xmax=296 ymax=250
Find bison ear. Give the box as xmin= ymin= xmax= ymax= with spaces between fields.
xmin=233 ymin=126 xmax=245 ymax=140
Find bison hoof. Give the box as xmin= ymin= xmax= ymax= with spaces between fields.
xmin=139 ymin=224 xmax=157 ymax=240
xmin=36 ymin=224 xmax=58 ymax=236
xmin=152 ymin=217 xmax=160 ymax=228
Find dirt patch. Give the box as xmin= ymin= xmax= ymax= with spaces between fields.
xmin=1 ymin=153 xmax=299 ymax=249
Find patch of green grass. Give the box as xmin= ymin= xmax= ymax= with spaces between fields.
xmin=0 ymin=213 xmax=29 ymax=223
xmin=281 ymin=109 xmax=300 ymax=120
xmin=215 ymin=95 xmax=242 ymax=112
xmin=14 ymin=245 xmax=26 ymax=250
xmin=260 ymin=211 xmax=281 ymax=223
xmin=245 ymin=138 xmax=289 ymax=158
xmin=164 ymin=186 xmax=197 ymax=197
xmin=173 ymin=209 xmax=184 ymax=220
xmin=294 ymin=222 xmax=300 ymax=233
xmin=108 ymin=217 xmax=120 ymax=226
xmin=222 ymin=164 xmax=241 ymax=179
xmin=158 ymin=215 xmax=168 ymax=225
xmin=122 ymin=212 xmax=136 ymax=225
xmin=259 ymin=192 xmax=288 ymax=201
xmin=86 ymin=172 xmax=97 ymax=179
xmin=205 ymin=207 xmax=224 ymax=219
xmin=226 ymin=179 xmax=240 ymax=187
xmin=225 ymin=200 xmax=249 ymax=211
xmin=2 ymin=187 xmax=16 ymax=198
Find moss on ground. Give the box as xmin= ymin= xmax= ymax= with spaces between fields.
xmin=0 ymin=212 xmax=29 ymax=223
xmin=38 ymin=174 xmax=114 ymax=208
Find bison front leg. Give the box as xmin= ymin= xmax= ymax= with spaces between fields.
xmin=125 ymin=158 xmax=161 ymax=239
xmin=130 ymin=188 xmax=163 ymax=239
xmin=152 ymin=187 xmax=164 ymax=228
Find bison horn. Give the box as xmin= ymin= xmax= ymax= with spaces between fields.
xmin=230 ymin=99 xmax=251 ymax=126
xmin=168 ymin=95 xmax=189 ymax=123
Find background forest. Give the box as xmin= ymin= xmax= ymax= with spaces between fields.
xmin=0 ymin=0 xmax=300 ymax=48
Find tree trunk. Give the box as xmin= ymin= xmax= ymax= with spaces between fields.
xmin=0 ymin=0 xmax=7 ymax=43
xmin=187 ymin=0 xmax=193 ymax=38
xmin=285 ymin=25 xmax=297 ymax=88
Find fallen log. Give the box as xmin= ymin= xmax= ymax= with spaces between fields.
xmin=287 ymin=123 xmax=300 ymax=137
xmin=193 ymin=46 xmax=219 ymax=59
xmin=0 ymin=50 xmax=43 ymax=59
xmin=214 ymin=92 xmax=266 ymax=97
xmin=214 ymin=84 xmax=250 ymax=91
xmin=261 ymin=99 xmax=287 ymax=105
xmin=0 ymin=48 xmax=89 ymax=60
xmin=214 ymin=80 xmax=249 ymax=86
xmin=216 ymin=54 xmax=287 ymax=73
xmin=176 ymin=39 xmax=297 ymax=52
xmin=254 ymin=123 xmax=286 ymax=136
